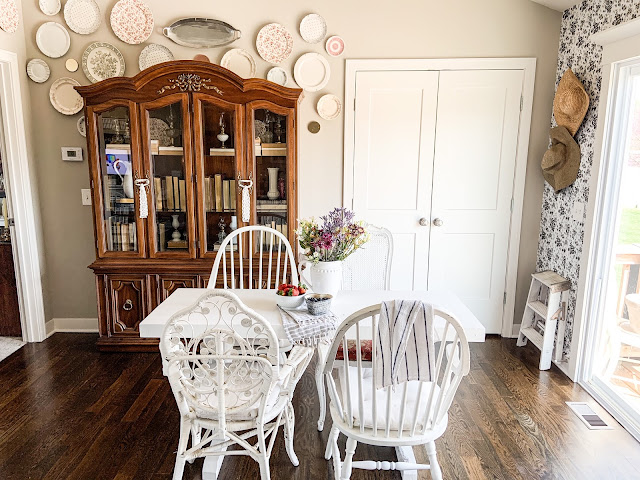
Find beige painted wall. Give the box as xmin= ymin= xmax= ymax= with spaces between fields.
xmin=19 ymin=0 xmax=561 ymax=322
xmin=0 ymin=0 xmax=49 ymax=321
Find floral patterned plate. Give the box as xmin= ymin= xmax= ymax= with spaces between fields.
xmin=39 ymin=0 xmax=60 ymax=16
xmin=256 ymin=23 xmax=293 ymax=64
xmin=0 ymin=0 xmax=19 ymax=33
xmin=110 ymin=0 xmax=153 ymax=45
xmin=82 ymin=42 xmax=125 ymax=84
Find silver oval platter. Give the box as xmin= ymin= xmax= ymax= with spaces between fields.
xmin=49 ymin=77 xmax=83 ymax=115
xmin=36 ymin=22 xmax=71 ymax=59
xmin=163 ymin=18 xmax=241 ymax=48
xmin=26 ymin=59 xmax=51 ymax=83
xmin=39 ymin=0 xmax=60 ymax=16
xmin=82 ymin=42 xmax=125 ymax=83
xmin=139 ymin=44 xmax=173 ymax=71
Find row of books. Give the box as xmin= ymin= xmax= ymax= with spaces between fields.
xmin=204 ymin=175 xmax=236 ymax=212
xmin=107 ymin=218 xmax=137 ymax=252
xmin=153 ymin=176 xmax=187 ymax=212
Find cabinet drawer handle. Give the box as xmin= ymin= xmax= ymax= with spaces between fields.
xmin=123 ymin=299 xmax=134 ymax=311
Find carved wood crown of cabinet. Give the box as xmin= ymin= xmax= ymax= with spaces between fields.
xmin=77 ymin=61 xmax=303 ymax=351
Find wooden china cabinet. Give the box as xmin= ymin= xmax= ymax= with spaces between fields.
xmin=76 ymin=62 xmax=302 ymax=351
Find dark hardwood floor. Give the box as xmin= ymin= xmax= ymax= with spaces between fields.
xmin=1 ymin=334 xmax=639 ymax=480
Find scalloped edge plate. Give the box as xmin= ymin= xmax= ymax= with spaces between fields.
xmin=267 ymin=67 xmax=288 ymax=86
xmin=49 ymin=77 xmax=83 ymax=115
xmin=39 ymin=0 xmax=60 ymax=15
xmin=26 ymin=58 xmax=51 ymax=83
xmin=317 ymin=94 xmax=341 ymax=120
xmin=64 ymin=0 xmax=101 ymax=35
xmin=220 ymin=48 xmax=256 ymax=78
xmin=300 ymin=13 xmax=327 ymax=44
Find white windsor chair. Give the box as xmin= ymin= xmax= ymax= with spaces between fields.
xmin=207 ymin=225 xmax=299 ymax=290
xmin=341 ymin=225 xmax=393 ymax=290
xmin=315 ymin=224 xmax=394 ymax=431
xmin=322 ymin=304 xmax=470 ymax=480
xmin=160 ymin=290 xmax=313 ymax=480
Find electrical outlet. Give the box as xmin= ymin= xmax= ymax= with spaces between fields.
xmin=81 ymin=189 xmax=92 ymax=206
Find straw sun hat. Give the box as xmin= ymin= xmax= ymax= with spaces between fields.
xmin=541 ymin=126 xmax=581 ymax=192
xmin=553 ymin=69 xmax=589 ymax=136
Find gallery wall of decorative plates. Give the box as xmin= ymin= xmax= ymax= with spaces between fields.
xmin=18 ymin=0 xmax=346 ymax=132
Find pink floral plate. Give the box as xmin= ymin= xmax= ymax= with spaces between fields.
xmin=325 ymin=35 xmax=345 ymax=57
xmin=256 ymin=23 xmax=293 ymax=65
xmin=0 ymin=0 xmax=19 ymax=34
xmin=110 ymin=0 xmax=153 ymax=45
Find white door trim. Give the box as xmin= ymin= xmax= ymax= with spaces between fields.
xmin=343 ymin=58 xmax=536 ymax=337
xmin=0 ymin=49 xmax=47 ymax=342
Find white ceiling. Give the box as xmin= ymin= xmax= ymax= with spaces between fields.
xmin=529 ymin=0 xmax=580 ymax=12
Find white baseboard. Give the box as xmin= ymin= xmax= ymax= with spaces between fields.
xmin=46 ymin=318 xmax=99 ymax=336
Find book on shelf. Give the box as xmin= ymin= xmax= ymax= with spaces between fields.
xmin=229 ymin=180 xmax=236 ymax=210
xmin=214 ymin=174 xmax=223 ymax=212
xmin=154 ymin=178 xmax=163 ymax=211
xmin=222 ymin=180 xmax=230 ymax=211
xmin=159 ymin=223 xmax=166 ymax=252
xmin=209 ymin=148 xmax=235 ymax=157
xmin=150 ymin=140 xmax=159 ymax=155
xmin=167 ymin=239 xmax=188 ymax=249
xmin=121 ymin=224 xmax=129 ymax=252
xmin=172 ymin=177 xmax=180 ymax=210
xmin=165 ymin=175 xmax=174 ymax=210
xmin=257 ymin=200 xmax=287 ymax=211
xmin=178 ymin=179 xmax=186 ymax=212
xmin=158 ymin=146 xmax=183 ymax=156
xmin=261 ymin=143 xmax=287 ymax=156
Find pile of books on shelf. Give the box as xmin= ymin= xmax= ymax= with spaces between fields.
xmin=153 ymin=176 xmax=187 ymax=212
xmin=107 ymin=217 xmax=137 ymax=252
xmin=256 ymin=199 xmax=287 ymax=212
xmin=204 ymin=174 xmax=236 ymax=212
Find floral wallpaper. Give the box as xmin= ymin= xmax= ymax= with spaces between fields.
xmin=537 ymin=0 xmax=640 ymax=357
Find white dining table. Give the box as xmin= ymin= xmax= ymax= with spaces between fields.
xmin=139 ymin=288 xmax=485 ymax=480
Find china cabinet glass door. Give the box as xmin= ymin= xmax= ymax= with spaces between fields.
xmin=193 ymin=94 xmax=244 ymax=257
xmin=247 ymin=102 xmax=295 ymax=249
xmin=140 ymin=94 xmax=195 ymax=258
xmin=91 ymin=102 xmax=145 ymax=257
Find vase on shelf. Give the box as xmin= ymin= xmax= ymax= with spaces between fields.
xmin=267 ymin=167 xmax=279 ymax=200
xmin=301 ymin=260 xmax=343 ymax=298
xmin=171 ymin=214 xmax=181 ymax=241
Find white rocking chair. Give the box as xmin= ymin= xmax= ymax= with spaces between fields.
xmin=160 ymin=290 xmax=313 ymax=480
xmin=208 ymin=225 xmax=299 ymax=289
xmin=323 ymin=304 xmax=470 ymax=480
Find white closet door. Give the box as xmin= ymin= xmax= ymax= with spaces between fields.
xmin=352 ymin=71 xmax=439 ymax=290
xmin=428 ymin=70 xmax=524 ymax=333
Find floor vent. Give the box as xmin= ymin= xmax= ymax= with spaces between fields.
xmin=566 ymin=402 xmax=613 ymax=430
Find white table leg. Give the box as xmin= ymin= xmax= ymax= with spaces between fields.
xmin=202 ymin=444 xmax=227 ymax=480
xmin=395 ymin=446 xmax=418 ymax=480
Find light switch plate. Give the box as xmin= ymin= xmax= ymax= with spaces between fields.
xmin=572 ymin=201 xmax=585 ymax=222
xmin=81 ymin=189 xmax=91 ymax=206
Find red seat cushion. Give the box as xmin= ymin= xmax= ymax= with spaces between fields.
xmin=336 ymin=339 xmax=373 ymax=362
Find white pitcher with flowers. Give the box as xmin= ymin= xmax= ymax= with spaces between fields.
xmin=296 ymin=207 xmax=369 ymax=298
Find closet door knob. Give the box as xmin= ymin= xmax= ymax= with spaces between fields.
xmin=433 ymin=218 xmax=444 ymax=227
xmin=419 ymin=217 xmax=429 ymax=226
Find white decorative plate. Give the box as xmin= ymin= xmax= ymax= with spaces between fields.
xmin=220 ymin=48 xmax=256 ymax=78
xmin=39 ymin=0 xmax=60 ymax=16
xmin=110 ymin=0 xmax=153 ymax=45
xmin=36 ymin=22 xmax=71 ymax=59
xmin=77 ymin=116 xmax=86 ymax=137
xmin=65 ymin=58 xmax=79 ymax=72
xmin=26 ymin=59 xmax=50 ymax=83
xmin=256 ymin=23 xmax=293 ymax=64
xmin=299 ymin=14 xmax=327 ymax=44
xmin=49 ymin=77 xmax=83 ymax=115
xmin=64 ymin=0 xmax=101 ymax=35
xmin=317 ymin=94 xmax=341 ymax=120
xmin=0 ymin=0 xmax=19 ymax=33
xmin=267 ymin=67 xmax=288 ymax=86
xmin=138 ymin=44 xmax=173 ymax=71
xmin=293 ymin=53 xmax=330 ymax=92
xmin=325 ymin=35 xmax=345 ymax=57
xmin=82 ymin=42 xmax=125 ymax=83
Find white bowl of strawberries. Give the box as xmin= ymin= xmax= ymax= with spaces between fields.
xmin=276 ymin=283 xmax=308 ymax=309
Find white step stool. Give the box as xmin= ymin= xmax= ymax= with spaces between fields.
xmin=517 ymin=271 xmax=570 ymax=370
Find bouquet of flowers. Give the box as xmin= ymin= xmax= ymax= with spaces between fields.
xmin=296 ymin=207 xmax=369 ymax=264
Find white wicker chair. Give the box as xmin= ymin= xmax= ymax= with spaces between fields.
xmin=316 ymin=225 xmax=394 ymax=431
xmin=207 ymin=225 xmax=299 ymax=289
xmin=160 ymin=290 xmax=313 ymax=480
xmin=341 ymin=225 xmax=393 ymax=290
xmin=322 ymin=304 xmax=470 ymax=480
